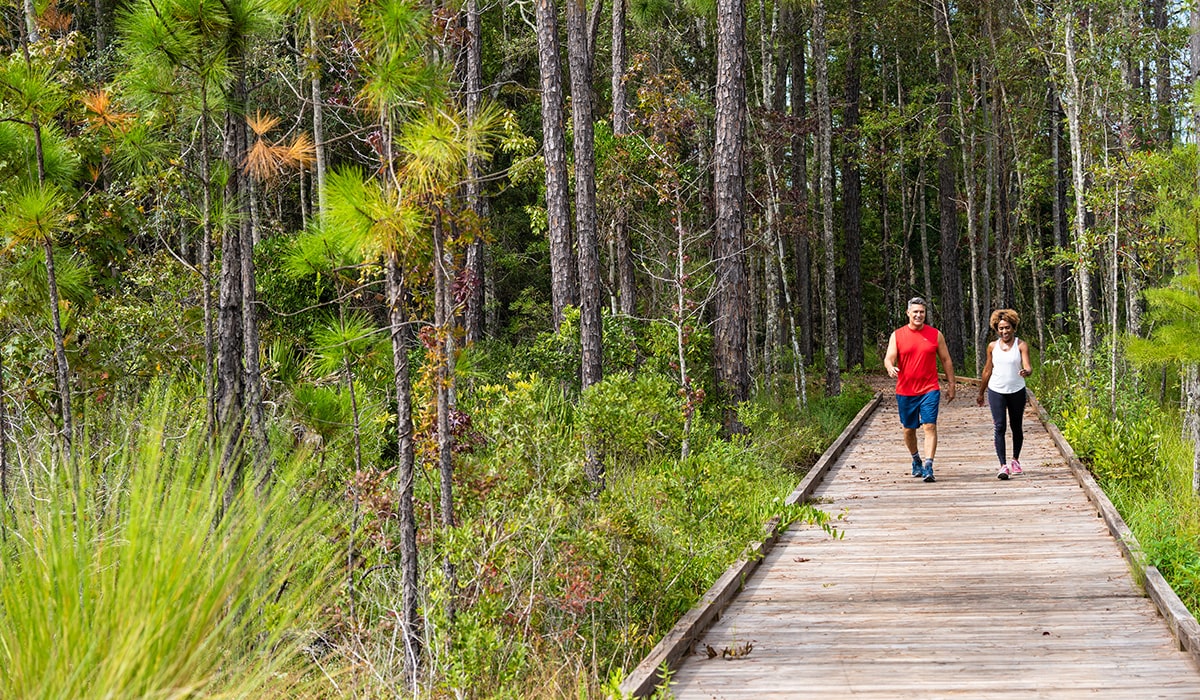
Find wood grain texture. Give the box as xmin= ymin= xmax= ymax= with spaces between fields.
xmin=664 ymin=383 xmax=1200 ymax=698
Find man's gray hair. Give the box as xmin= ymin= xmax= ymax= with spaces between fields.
xmin=907 ymin=296 xmax=928 ymax=308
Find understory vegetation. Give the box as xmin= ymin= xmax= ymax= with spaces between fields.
xmin=0 ymin=316 xmax=869 ymax=697
xmin=1039 ymin=339 xmax=1200 ymax=613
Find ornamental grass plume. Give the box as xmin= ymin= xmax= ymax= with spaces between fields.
xmin=0 ymin=398 xmax=332 ymax=698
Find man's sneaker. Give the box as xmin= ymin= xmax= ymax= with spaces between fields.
xmin=1009 ymin=459 xmax=1023 ymax=476
xmin=922 ymin=460 xmax=936 ymax=483
xmin=911 ymin=455 xmax=923 ymax=477
xmin=997 ymin=463 xmax=1011 ymax=480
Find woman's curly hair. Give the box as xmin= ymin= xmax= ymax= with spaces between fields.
xmin=989 ymin=308 xmax=1020 ymax=332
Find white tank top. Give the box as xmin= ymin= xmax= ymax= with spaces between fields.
xmin=988 ymin=338 xmax=1025 ymax=394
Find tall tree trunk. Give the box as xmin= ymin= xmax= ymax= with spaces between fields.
xmin=432 ymin=212 xmax=457 ymax=612
xmin=0 ymin=339 xmax=7 ymax=511
xmin=1064 ymin=11 xmax=1095 ymax=368
xmin=935 ymin=1 xmax=964 ymax=367
xmin=309 ymin=15 xmax=328 ymax=218
xmin=200 ymin=85 xmax=216 ymax=435
xmin=789 ymin=14 xmax=812 ymax=363
xmin=216 ymin=108 xmax=244 ymax=434
xmin=610 ymin=0 xmax=636 ymax=317
xmin=20 ymin=28 xmax=70 ymax=459
xmin=1153 ymin=0 xmax=1172 ymax=144
xmin=842 ymin=0 xmax=863 ymax=370
xmin=813 ymin=0 xmax=839 ymax=396
xmin=535 ymin=0 xmax=577 ymax=328
xmin=1051 ymin=92 xmax=1068 ymax=334
xmin=567 ymin=0 xmax=602 ymax=392
xmin=919 ymin=163 xmax=932 ymax=303
xmin=386 ymin=254 xmax=421 ymax=686
xmin=464 ymin=0 xmax=488 ymax=343
xmin=714 ymin=0 xmax=751 ymax=424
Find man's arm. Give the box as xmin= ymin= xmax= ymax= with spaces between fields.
xmin=936 ymin=331 xmax=956 ymax=401
xmin=883 ymin=331 xmax=900 ymax=378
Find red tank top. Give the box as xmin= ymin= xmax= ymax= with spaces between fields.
xmin=895 ymin=324 xmax=941 ymax=396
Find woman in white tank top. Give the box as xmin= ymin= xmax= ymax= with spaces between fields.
xmin=976 ymin=309 xmax=1033 ymax=480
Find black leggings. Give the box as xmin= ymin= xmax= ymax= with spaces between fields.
xmin=987 ymin=388 xmax=1027 ymax=465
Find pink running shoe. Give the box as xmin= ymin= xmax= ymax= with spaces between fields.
xmin=997 ymin=463 xmax=1010 ymax=480
xmin=1009 ymin=459 xmax=1023 ymax=476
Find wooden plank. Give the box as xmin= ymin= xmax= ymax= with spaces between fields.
xmin=617 ymin=394 xmax=883 ymax=698
xmin=654 ymin=382 xmax=1200 ymax=697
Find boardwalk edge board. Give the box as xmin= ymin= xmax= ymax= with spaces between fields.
xmin=617 ymin=392 xmax=883 ymax=698
xmin=1001 ymin=378 xmax=1200 ymax=668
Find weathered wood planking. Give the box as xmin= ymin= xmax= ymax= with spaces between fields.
xmin=663 ymin=384 xmax=1200 ymax=698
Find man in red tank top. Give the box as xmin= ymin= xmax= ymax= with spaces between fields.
xmin=883 ymin=297 xmax=957 ymax=482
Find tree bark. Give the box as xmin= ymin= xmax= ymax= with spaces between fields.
xmin=611 ymin=0 xmax=636 ymax=316
xmin=535 ymin=0 xmax=577 ymax=328
xmin=0 ymin=339 xmax=7 ymax=509
xmin=1051 ymin=92 xmax=1068 ymax=334
xmin=1153 ymin=0 xmax=1172 ymax=144
xmin=935 ymin=2 xmax=964 ymax=368
xmin=789 ymin=14 xmax=812 ymax=363
xmin=309 ymin=15 xmax=328 ymax=218
xmin=464 ymin=0 xmax=488 ymax=343
xmin=842 ymin=0 xmax=863 ymax=371
xmin=813 ymin=0 xmax=839 ymax=396
xmin=432 ymin=211 xmax=457 ymax=610
xmin=1063 ymin=12 xmax=1095 ymax=368
xmin=567 ymin=0 xmax=602 ymax=392
xmin=714 ymin=0 xmax=751 ymax=423
xmin=386 ymin=254 xmax=422 ymax=685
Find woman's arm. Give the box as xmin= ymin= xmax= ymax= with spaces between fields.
xmin=1019 ymin=340 xmax=1032 ymax=377
xmin=977 ymin=341 xmax=995 ymax=406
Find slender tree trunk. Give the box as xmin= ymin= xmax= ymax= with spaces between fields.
xmin=199 ymin=87 xmax=216 ymax=435
xmin=309 ymin=16 xmax=328 ymax=218
xmin=714 ymin=0 xmax=751 ymax=423
xmin=535 ymin=0 xmax=577 ymax=328
xmin=23 ymin=0 xmax=38 ymax=44
xmin=1064 ymin=12 xmax=1095 ymax=368
xmin=842 ymin=0 xmax=863 ymax=370
xmin=789 ymin=16 xmax=812 ymax=363
xmin=464 ymin=0 xmax=488 ymax=342
xmin=612 ymin=0 xmax=636 ymax=316
xmin=20 ymin=26 xmax=70 ymax=460
xmin=93 ymin=0 xmax=105 ymax=53
xmin=385 ymin=254 xmax=421 ymax=686
xmin=216 ymin=110 xmax=244 ymax=433
xmin=919 ymin=164 xmax=932 ymax=303
xmin=1051 ymin=93 xmax=1068 ymax=334
xmin=0 ymin=336 xmax=6 ymax=508
xmin=1153 ymin=0 xmax=1172 ymax=144
xmin=814 ymin=0 xmax=839 ymax=396
xmin=935 ymin=1 xmax=964 ymax=367
xmin=567 ymin=0 xmax=602 ymax=393
xmin=432 ymin=211 xmax=457 ymax=612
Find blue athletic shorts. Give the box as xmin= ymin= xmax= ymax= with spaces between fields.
xmin=897 ymin=390 xmax=941 ymax=429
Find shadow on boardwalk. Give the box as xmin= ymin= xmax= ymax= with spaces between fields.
xmin=642 ymin=382 xmax=1200 ymax=698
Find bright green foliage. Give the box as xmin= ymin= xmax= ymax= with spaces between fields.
xmin=0 ymin=394 xmax=333 ymax=698
xmin=372 ymin=371 xmax=863 ymax=696
xmin=1126 ymin=276 xmax=1200 ymax=367
xmin=1060 ymin=403 xmax=1161 ymax=484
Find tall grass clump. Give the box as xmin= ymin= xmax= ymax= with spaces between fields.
xmin=0 ymin=395 xmax=333 ymax=698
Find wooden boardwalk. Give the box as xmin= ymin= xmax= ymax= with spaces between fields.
xmin=641 ymin=384 xmax=1200 ymax=698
